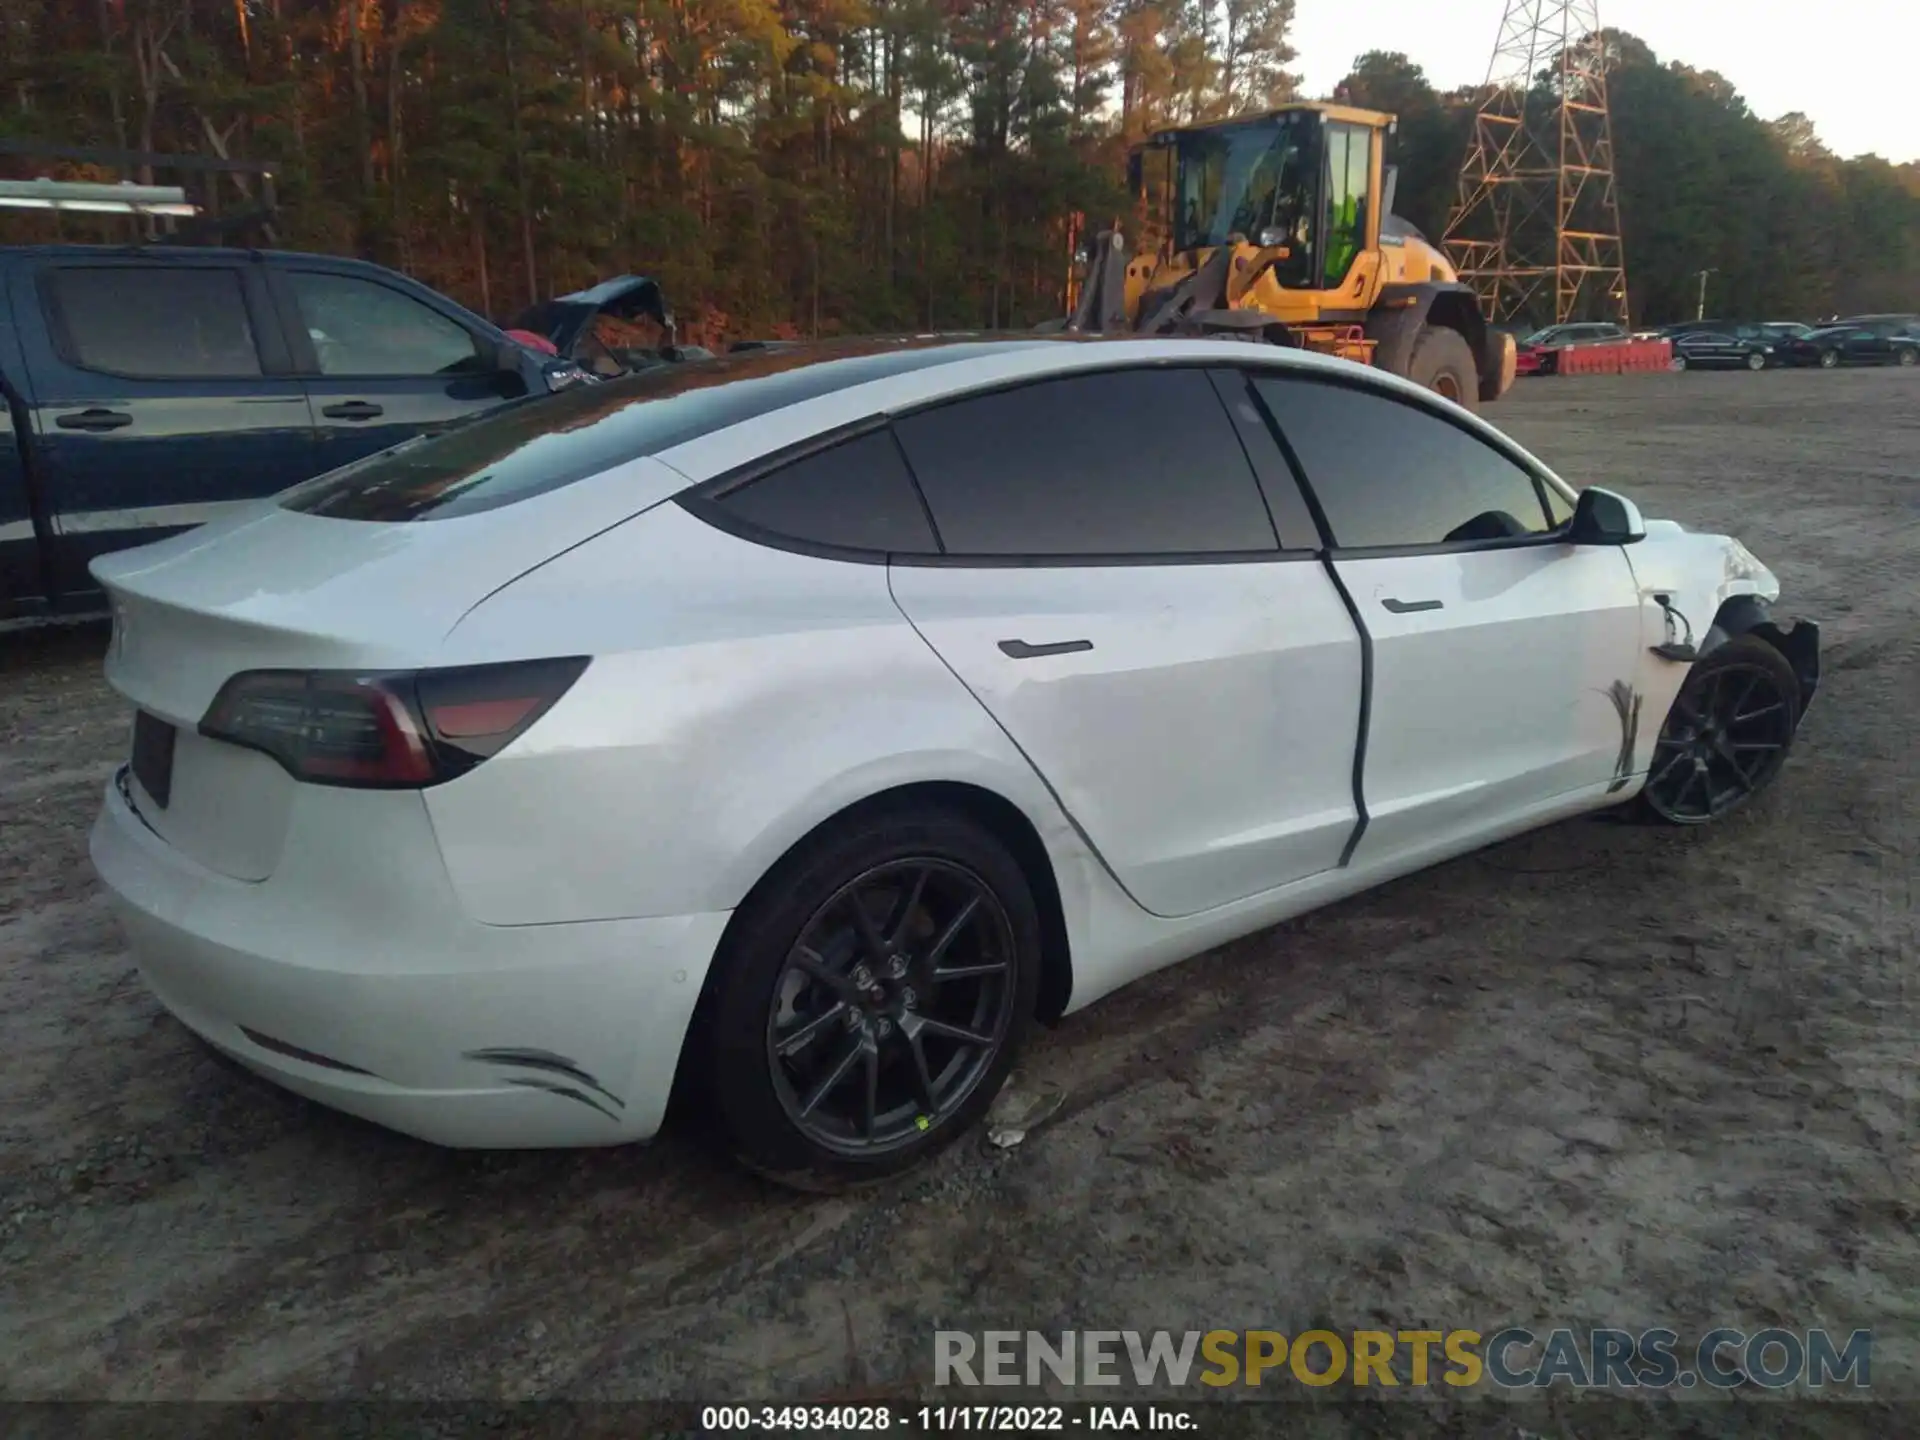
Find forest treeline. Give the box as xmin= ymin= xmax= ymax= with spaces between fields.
xmin=1 ymin=2 xmax=1913 ymax=339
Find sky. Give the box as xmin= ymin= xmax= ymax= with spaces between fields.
xmin=1289 ymin=0 xmax=1918 ymax=164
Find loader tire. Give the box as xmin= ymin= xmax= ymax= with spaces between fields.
xmin=1406 ymin=325 xmax=1479 ymax=412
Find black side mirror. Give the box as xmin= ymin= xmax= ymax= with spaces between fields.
xmin=1568 ymin=486 xmax=1647 ymax=546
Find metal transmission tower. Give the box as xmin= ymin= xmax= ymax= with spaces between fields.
xmin=1443 ymin=0 xmax=1630 ymax=326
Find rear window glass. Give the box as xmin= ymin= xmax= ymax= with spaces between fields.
xmin=280 ymin=341 xmax=1038 ymax=522
xmin=45 ymin=266 xmax=261 ymax=378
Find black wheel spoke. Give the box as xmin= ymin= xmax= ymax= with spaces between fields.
xmin=917 ymin=1015 xmax=995 ymax=1047
xmin=1730 ymin=740 xmax=1783 ymax=753
xmin=1679 ymin=762 xmax=1707 ymax=813
xmin=921 ymin=893 xmax=982 ymax=972
xmin=931 ymin=960 xmax=1009 ymax=983
xmin=1705 ymin=745 xmax=1750 ymax=796
xmin=1647 ymin=750 xmax=1691 ymax=792
xmin=1733 ymin=701 xmax=1786 ymax=724
xmin=886 ymin=868 xmax=931 ymax=947
xmin=775 ymin=1001 xmax=848 ymax=1057
xmin=846 ymin=887 xmax=890 ymax=965
xmin=799 ymin=1036 xmax=865 ymax=1117
xmin=792 ymin=946 xmax=861 ymax=1002
xmin=907 ymin=1032 xmax=938 ymax=1109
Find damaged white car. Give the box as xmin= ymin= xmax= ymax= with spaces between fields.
xmin=87 ymin=337 xmax=1818 ymax=1187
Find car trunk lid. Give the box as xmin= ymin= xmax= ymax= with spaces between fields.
xmin=90 ymin=463 xmax=681 ymax=880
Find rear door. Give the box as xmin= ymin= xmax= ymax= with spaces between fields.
xmin=272 ymin=265 xmax=525 ymax=469
xmin=1252 ymin=372 xmax=1643 ymax=865
xmin=888 ymin=365 xmax=1365 ymax=919
xmin=11 ymin=256 xmax=314 ymax=599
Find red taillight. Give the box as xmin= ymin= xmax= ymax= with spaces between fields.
xmin=200 ymin=658 xmax=588 ymax=789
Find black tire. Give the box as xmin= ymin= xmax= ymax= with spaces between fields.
xmin=1406 ymin=325 xmax=1479 ymax=412
xmin=1746 ymin=350 xmax=1767 ymax=371
xmin=1670 ymin=353 xmax=1689 ymax=371
xmin=690 ymin=803 xmax=1040 ymax=1190
xmin=1899 ymin=349 xmax=1917 ymax=367
xmin=1635 ymin=635 xmax=1800 ymax=826
xmin=1819 ymin=348 xmax=1840 ymax=369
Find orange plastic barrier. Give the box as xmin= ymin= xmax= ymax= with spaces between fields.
xmin=1551 ymin=339 xmax=1671 ymax=375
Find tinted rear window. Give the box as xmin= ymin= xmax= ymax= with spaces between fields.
xmin=280 ymin=340 xmax=1038 ymax=522
xmin=46 ymin=266 xmax=261 ymax=378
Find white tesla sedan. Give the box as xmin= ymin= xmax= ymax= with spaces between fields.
xmin=88 ymin=337 xmax=1819 ymax=1187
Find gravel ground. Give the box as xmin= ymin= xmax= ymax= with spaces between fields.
xmin=1 ymin=368 xmax=1916 ymax=1428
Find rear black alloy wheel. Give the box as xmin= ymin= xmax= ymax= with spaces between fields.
xmin=767 ymin=859 xmax=1018 ymax=1155
xmin=1641 ymin=637 xmax=1799 ymax=826
xmin=1899 ymin=348 xmax=1917 ymax=367
xmin=694 ymin=805 xmax=1039 ymax=1188
xmin=1819 ymin=348 xmax=1840 ymax=368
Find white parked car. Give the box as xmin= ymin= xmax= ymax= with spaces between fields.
xmin=88 ymin=338 xmax=1820 ymax=1187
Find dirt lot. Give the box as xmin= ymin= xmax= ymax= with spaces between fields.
xmin=2 ymin=368 xmax=1916 ymax=1423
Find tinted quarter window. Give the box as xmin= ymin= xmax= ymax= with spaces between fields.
xmin=288 ymin=271 xmax=485 ymax=377
xmin=892 ymin=367 xmax=1277 ymax=556
xmin=709 ymin=430 xmax=939 ymax=555
xmin=47 ymin=267 xmax=261 ymax=378
xmin=1254 ymin=376 xmax=1551 ymax=549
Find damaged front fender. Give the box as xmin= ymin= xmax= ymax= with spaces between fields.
xmin=1618 ymin=520 xmax=1816 ymax=786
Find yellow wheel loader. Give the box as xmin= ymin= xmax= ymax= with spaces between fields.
xmin=1060 ymin=103 xmax=1516 ymax=411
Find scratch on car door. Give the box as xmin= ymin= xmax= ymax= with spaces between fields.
xmin=1603 ymin=679 xmax=1642 ymax=792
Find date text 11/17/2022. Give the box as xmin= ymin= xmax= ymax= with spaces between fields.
xmin=699 ymin=1405 xmax=1196 ymax=1431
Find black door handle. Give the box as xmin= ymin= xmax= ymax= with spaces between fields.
xmin=1381 ymin=597 xmax=1444 ymax=614
xmin=321 ymin=400 xmax=385 ymax=421
xmin=55 ymin=407 xmax=133 ymax=432
xmin=999 ymin=638 xmax=1094 ymax=659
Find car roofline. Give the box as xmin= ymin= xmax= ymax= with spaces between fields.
xmin=648 ymin=335 xmax=1575 ymax=500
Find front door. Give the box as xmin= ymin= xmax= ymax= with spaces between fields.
xmin=887 ymin=365 xmax=1366 ymax=919
xmin=1251 ymin=371 xmax=1644 ymax=865
xmin=273 ymin=267 xmax=523 ymax=470
xmin=11 ymin=258 xmax=315 ymax=600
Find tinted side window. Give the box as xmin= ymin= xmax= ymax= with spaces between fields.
xmin=893 ymin=368 xmax=1277 ymax=557
xmin=46 ymin=267 xmax=261 ymax=378
xmin=1254 ymin=377 xmax=1551 ymax=549
xmin=287 ymin=271 xmax=484 ymax=377
xmin=708 ymin=430 xmax=938 ymax=555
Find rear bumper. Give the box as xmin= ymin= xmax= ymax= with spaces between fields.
xmin=90 ymin=770 xmax=729 ymax=1148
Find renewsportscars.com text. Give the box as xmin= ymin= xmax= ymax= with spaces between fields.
xmin=934 ymin=1328 xmax=1872 ymax=1391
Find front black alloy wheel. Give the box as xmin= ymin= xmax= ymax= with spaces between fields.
xmin=692 ymin=805 xmax=1040 ymax=1188
xmin=1641 ymin=635 xmax=1800 ymax=825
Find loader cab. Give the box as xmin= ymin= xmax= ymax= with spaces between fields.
xmin=1132 ymin=104 xmax=1386 ymax=308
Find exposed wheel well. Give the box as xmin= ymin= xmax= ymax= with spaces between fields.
xmin=1424 ymin=289 xmax=1485 ymax=354
xmin=1701 ymin=594 xmax=1820 ymax=718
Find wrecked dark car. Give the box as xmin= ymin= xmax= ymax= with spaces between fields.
xmin=510 ymin=275 xmax=714 ymax=378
